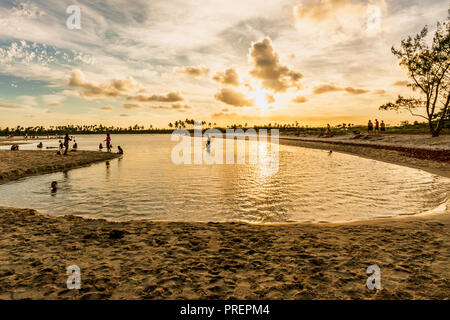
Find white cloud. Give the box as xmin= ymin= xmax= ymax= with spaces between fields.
xmin=42 ymin=94 xmax=66 ymax=107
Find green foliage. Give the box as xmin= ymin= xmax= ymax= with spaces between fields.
xmin=380 ymin=9 xmax=450 ymax=137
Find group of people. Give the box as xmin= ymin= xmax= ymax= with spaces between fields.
xmin=98 ymin=133 xmax=123 ymax=154
xmin=54 ymin=134 xmax=77 ymax=155
xmin=368 ymin=119 xmax=386 ymax=135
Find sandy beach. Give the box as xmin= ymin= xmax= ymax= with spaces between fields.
xmin=0 ymin=150 xmax=120 ymax=183
xmin=0 ymin=137 xmax=449 ymax=300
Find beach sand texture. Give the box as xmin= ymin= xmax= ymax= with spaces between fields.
xmin=0 ymin=207 xmax=448 ymax=300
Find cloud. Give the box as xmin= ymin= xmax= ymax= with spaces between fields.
xmin=212 ymin=68 xmax=240 ymax=86
xmin=123 ymin=103 xmax=141 ymax=110
xmin=313 ymin=84 xmax=368 ymax=95
xmin=374 ymin=89 xmax=387 ymax=95
xmin=292 ymin=96 xmax=308 ymax=103
xmin=128 ymin=92 xmax=184 ymax=103
xmin=43 ymin=94 xmax=66 ymax=107
xmin=148 ymin=104 xmax=192 ymax=112
xmin=266 ymin=94 xmax=275 ymax=104
xmin=100 ymin=105 xmax=114 ymax=111
xmin=62 ymin=90 xmax=80 ymax=97
xmin=393 ymin=80 xmax=409 ymax=87
xmin=344 ymin=87 xmax=369 ymax=95
xmin=214 ymin=88 xmax=255 ymax=107
xmin=175 ymin=66 xmax=210 ymax=77
xmin=69 ymin=69 xmax=142 ymax=98
xmin=249 ymin=38 xmax=303 ymax=93
xmin=0 ymin=102 xmax=23 ymax=109
xmin=11 ymin=2 xmax=45 ymax=18
xmin=18 ymin=96 xmax=38 ymax=106
xmin=293 ymin=0 xmax=387 ymax=38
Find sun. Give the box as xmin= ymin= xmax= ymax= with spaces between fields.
xmin=249 ymin=88 xmax=272 ymax=111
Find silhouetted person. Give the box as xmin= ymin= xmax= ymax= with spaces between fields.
xmin=99 ymin=143 xmax=103 ymax=151
xmin=63 ymin=133 xmax=71 ymax=155
xmin=380 ymin=120 xmax=386 ymax=134
xmin=37 ymin=142 xmax=43 ymax=148
xmin=374 ymin=119 xmax=380 ymax=135
xmin=117 ymin=146 xmax=123 ymax=154
xmin=105 ymin=133 xmax=111 ymax=152
xmin=368 ymin=120 xmax=373 ymax=134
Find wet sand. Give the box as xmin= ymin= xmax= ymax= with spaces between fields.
xmin=0 ymin=140 xmax=449 ymax=300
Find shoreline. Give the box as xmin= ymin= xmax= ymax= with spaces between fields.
xmin=279 ymin=135 xmax=450 ymax=179
xmin=0 ymin=150 xmax=121 ymax=184
xmin=0 ymin=142 xmax=449 ymax=300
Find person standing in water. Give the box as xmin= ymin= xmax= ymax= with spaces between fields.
xmin=105 ymin=133 xmax=112 ymax=152
xmin=63 ymin=133 xmax=71 ymax=155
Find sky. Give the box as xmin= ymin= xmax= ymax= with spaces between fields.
xmin=0 ymin=0 xmax=448 ymax=128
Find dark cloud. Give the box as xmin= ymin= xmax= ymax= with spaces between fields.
xmin=249 ymin=38 xmax=303 ymax=93
xmin=212 ymin=68 xmax=239 ymax=86
xmin=214 ymin=88 xmax=255 ymax=107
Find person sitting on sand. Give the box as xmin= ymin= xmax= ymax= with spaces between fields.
xmin=117 ymin=146 xmax=123 ymax=154
xmin=63 ymin=133 xmax=71 ymax=155
xmin=99 ymin=143 xmax=103 ymax=151
xmin=51 ymin=181 xmax=58 ymax=192
xmin=380 ymin=120 xmax=386 ymax=134
xmin=70 ymin=140 xmax=78 ymax=152
xmin=368 ymin=120 xmax=373 ymax=134
xmin=37 ymin=142 xmax=43 ymax=148
xmin=10 ymin=144 xmax=19 ymax=151
xmin=105 ymin=133 xmax=112 ymax=153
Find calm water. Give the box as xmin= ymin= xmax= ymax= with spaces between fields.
xmin=0 ymin=134 xmax=448 ymax=223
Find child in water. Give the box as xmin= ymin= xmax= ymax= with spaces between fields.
xmin=51 ymin=181 xmax=58 ymax=192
